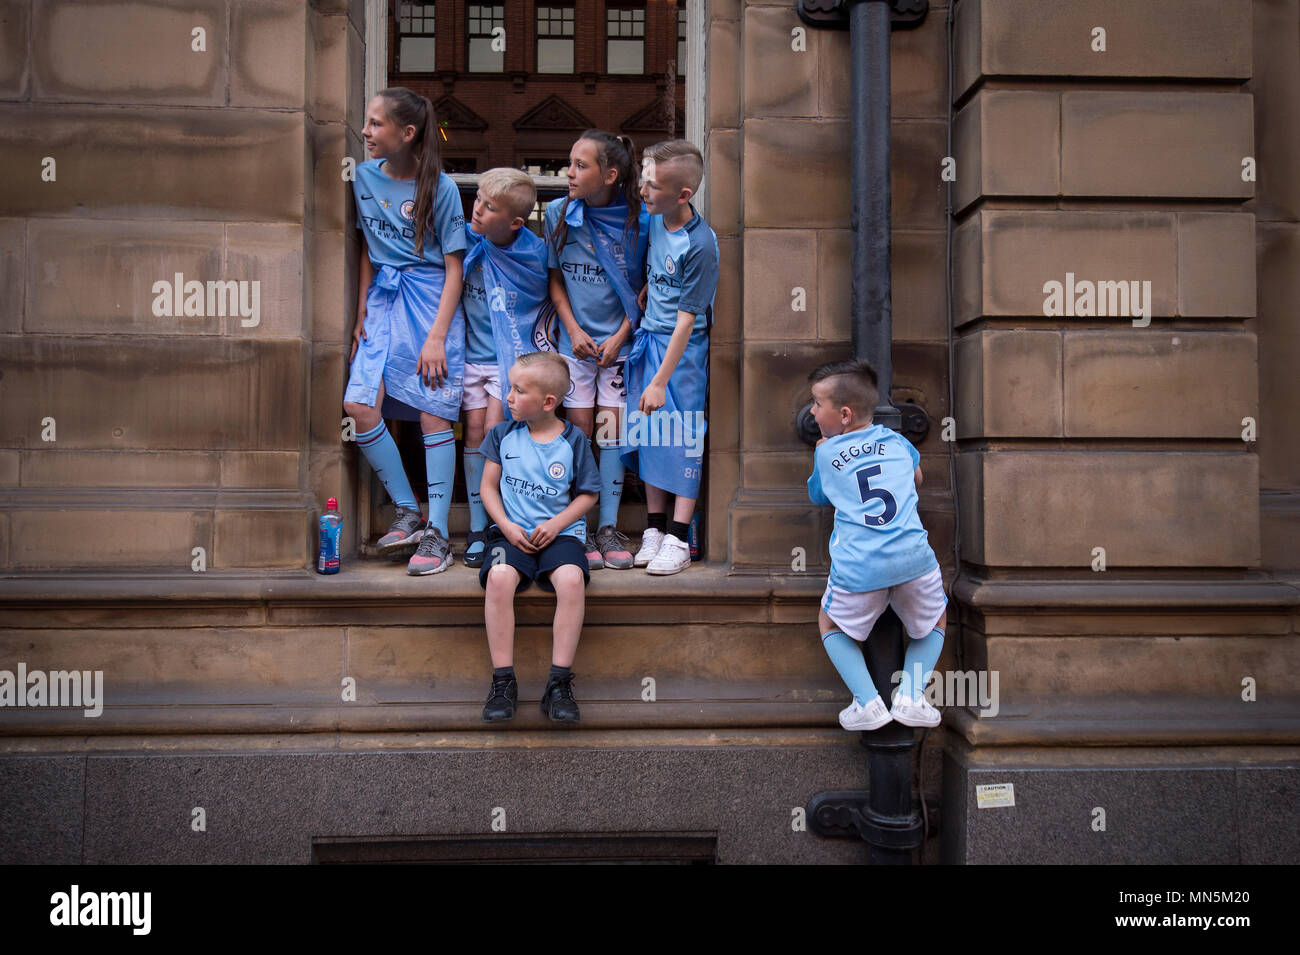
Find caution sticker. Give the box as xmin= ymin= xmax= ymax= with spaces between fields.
xmin=975 ymin=783 xmax=1015 ymax=809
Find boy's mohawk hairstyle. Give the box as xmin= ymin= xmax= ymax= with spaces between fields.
xmin=809 ymin=359 xmax=880 ymax=417
xmin=515 ymin=350 xmax=571 ymax=400
xmin=644 ymin=138 xmax=705 ymax=193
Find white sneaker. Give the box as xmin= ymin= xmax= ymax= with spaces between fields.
xmin=634 ymin=527 xmax=665 ymax=567
xmin=839 ymin=695 xmax=893 ymax=731
xmin=891 ymin=689 xmax=941 ymax=727
xmin=645 ymin=533 xmax=691 ymax=575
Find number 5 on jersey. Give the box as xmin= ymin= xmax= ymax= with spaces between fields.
xmin=855 ymin=465 xmax=897 ymax=527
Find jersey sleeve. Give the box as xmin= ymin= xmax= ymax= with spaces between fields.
xmin=678 ymin=231 xmax=719 ymax=317
xmin=479 ymin=421 xmax=506 ymax=464
xmin=904 ymin=435 xmax=920 ymax=469
xmin=568 ymin=427 xmax=602 ymax=497
xmin=807 ymin=453 xmax=830 ymax=506
xmin=435 ymin=174 xmax=468 ymax=256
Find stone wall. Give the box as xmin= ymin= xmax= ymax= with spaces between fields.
xmin=0 ymin=0 xmax=365 ymax=570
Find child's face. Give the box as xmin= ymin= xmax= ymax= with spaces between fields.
xmin=506 ymin=365 xmax=556 ymax=422
xmin=471 ymin=190 xmax=521 ymax=244
xmin=639 ymin=159 xmax=689 ymax=216
xmin=567 ymin=139 xmax=617 ymax=201
xmin=810 ymin=381 xmax=848 ymax=437
xmin=362 ymin=96 xmax=413 ymax=161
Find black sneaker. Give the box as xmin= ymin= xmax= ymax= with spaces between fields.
xmin=482 ymin=673 xmax=518 ymax=722
xmin=463 ymin=530 xmax=486 ymax=569
xmin=540 ymin=672 xmax=580 ymax=723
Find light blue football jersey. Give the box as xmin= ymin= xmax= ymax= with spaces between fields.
xmin=808 ymin=425 xmax=939 ymax=592
xmin=543 ymin=198 xmax=647 ymax=357
xmin=642 ymin=206 xmax=719 ymax=334
xmin=353 ymin=160 xmax=467 ymax=269
xmin=479 ymin=419 xmax=601 ymax=540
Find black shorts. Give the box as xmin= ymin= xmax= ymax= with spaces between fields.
xmin=477 ymin=526 xmax=591 ymax=593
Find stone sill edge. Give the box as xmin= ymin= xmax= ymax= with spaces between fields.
xmin=0 ymin=567 xmax=827 ymax=604
xmin=955 ymin=574 xmax=1300 ymax=611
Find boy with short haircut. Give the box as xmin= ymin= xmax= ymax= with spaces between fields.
xmin=624 ymin=139 xmax=718 ymax=575
xmin=478 ymin=351 xmax=600 ymax=723
xmin=455 ymin=168 xmax=549 ymax=572
xmin=806 ymin=360 xmax=948 ymax=731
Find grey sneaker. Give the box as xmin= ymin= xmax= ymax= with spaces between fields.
xmin=377 ymin=507 xmax=425 ymax=554
xmin=585 ymin=534 xmax=604 ymax=570
xmin=595 ymin=525 xmax=635 ymax=569
xmin=407 ymin=525 xmax=453 ymax=576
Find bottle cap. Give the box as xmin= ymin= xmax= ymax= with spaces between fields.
xmin=326 ymin=497 xmax=338 ymax=509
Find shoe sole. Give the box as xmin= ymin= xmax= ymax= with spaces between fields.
xmin=840 ymin=715 xmax=893 ymax=731
xmin=407 ymin=554 xmax=454 ymax=576
xmin=482 ymin=710 xmax=515 ymax=722
xmin=892 ymin=712 xmax=941 ymax=728
xmin=378 ymin=531 xmax=424 ymax=555
xmin=645 ymin=562 xmax=688 ymax=575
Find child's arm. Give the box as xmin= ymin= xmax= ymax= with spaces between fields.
xmin=418 ymin=251 xmax=464 ymax=389
xmin=351 ymin=236 xmax=374 ymax=362
xmin=549 ymin=270 xmax=598 ymax=360
xmin=528 ymin=492 xmax=599 ymax=548
xmin=914 ymin=466 xmax=923 ymax=488
xmin=480 ymin=458 xmax=539 ymax=554
xmin=638 ymin=308 xmax=695 ymax=413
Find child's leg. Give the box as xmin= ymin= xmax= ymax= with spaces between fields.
xmin=594 ymin=402 xmax=625 ymax=530
xmin=463 ymin=406 xmax=488 ymax=539
xmin=484 ymin=563 xmax=522 ymax=668
xmin=899 ymin=606 xmax=947 ymax=702
xmin=346 ymin=383 xmax=419 ymax=513
xmin=419 ymin=412 xmax=456 ymax=534
xmin=548 ymin=563 xmax=585 ymax=668
xmin=818 ymin=608 xmax=881 ymax=706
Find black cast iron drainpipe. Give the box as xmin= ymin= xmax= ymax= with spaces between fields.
xmin=795 ymin=0 xmax=931 ymax=865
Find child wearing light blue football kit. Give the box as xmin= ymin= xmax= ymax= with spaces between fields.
xmin=807 ymin=360 xmax=948 ymax=731
xmin=459 ymin=168 xmax=549 ymax=569
xmin=544 ymin=131 xmax=648 ymax=570
xmin=344 ymin=87 xmax=467 ymax=576
xmin=624 ymin=139 xmax=718 ymax=576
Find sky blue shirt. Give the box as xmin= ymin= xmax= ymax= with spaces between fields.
xmin=543 ymin=199 xmax=646 ymax=357
xmin=479 ymin=419 xmax=601 ymax=541
xmin=353 ymin=160 xmax=467 ymax=269
xmin=642 ymin=206 xmax=719 ymax=334
xmin=808 ymin=425 xmax=939 ymax=592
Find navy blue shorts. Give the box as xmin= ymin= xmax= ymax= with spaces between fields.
xmin=477 ymin=527 xmax=590 ymax=593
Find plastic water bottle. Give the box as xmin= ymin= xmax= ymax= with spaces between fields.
xmin=317 ymin=497 xmax=342 ymax=574
xmin=688 ymin=511 xmax=701 ymax=561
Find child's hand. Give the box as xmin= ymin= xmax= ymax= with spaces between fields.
xmin=637 ymin=285 xmax=648 ymax=311
xmin=529 ymin=518 xmax=563 ymax=549
xmin=349 ymin=311 xmax=367 ymax=363
xmin=639 ymin=381 xmax=667 ymax=414
xmin=570 ymin=327 xmax=598 ymax=361
xmin=816 ymin=436 xmax=826 ymax=448
xmin=596 ymin=326 xmax=629 ymax=367
xmin=418 ymin=337 xmax=447 ymax=389
xmin=503 ymin=521 xmax=538 ymax=553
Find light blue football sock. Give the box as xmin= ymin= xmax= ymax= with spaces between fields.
xmin=898 ymin=627 xmax=945 ymax=702
xmin=355 ymin=422 xmax=418 ymax=511
xmin=422 ymin=429 xmax=457 ymax=533
xmin=820 ymin=630 xmax=879 ymax=707
xmin=597 ymin=441 xmax=624 ymax=529
xmin=463 ymin=448 xmax=487 ymax=558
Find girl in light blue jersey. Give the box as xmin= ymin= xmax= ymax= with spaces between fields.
xmin=343 ymin=88 xmax=468 ymax=576
xmin=543 ymin=131 xmax=649 ymax=571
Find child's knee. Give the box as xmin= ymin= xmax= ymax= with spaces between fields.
xmin=818 ymin=610 xmax=836 ymax=634
xmin=549 ymin=564 xmax=585 ymax=593
xmin=486 ymin=563 xmax=520 ymax=591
